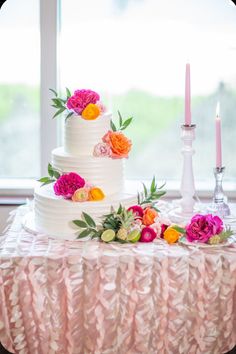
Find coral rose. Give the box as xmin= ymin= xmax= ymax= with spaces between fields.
xmin=53 ymin=172 xmax=85 ymax=199
xmin=89 ymin=187 xmax=105 ymax=201
xmin=163 ymin=226 xmax=180 ymax=244
xmin=102 ymin=130 xmax=132 ymax=159
xmin=82 ymin=103 xmax=101 ymax=120
xmin=142 ymin=207 xmax=158 ymax=226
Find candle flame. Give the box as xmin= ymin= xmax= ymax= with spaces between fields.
xmin=216 ymin=102 xmax=220 ymax=117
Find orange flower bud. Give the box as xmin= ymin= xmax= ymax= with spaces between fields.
xmin=81 ymin=103 xmax=100 ymax=120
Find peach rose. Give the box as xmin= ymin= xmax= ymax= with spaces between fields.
xmin=142 ymin=208 xmax=158 ymax=226
xmin=89 ymin=187 xmax=105 ymax=201
xmin=163 ymin=226 xmax=180 ymax=244
xmin=72 ymin=187 xmax=89 ymax=202
xmin=81 ymin=103 xmax=101 ymax=120
xmin=102 ymin=130 xmax=132 ymax=159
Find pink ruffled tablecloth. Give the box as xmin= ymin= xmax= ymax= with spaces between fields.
xmin=0 ymin=206 xmax=236 ymax=354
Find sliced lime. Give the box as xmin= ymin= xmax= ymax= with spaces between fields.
xmin=101 ymin=229 xmax=116 ymax=243
xmin=127 ymin=229 xmax=141 ymax=243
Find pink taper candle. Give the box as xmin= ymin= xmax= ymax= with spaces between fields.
xmin=215 ymin=102 xmax=222 ymax=168
xmin=185 ymin=63 xmax=191 ymax=125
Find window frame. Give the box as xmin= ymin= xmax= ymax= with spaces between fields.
xmin=0 ymin=0 xmax=235 ymax=204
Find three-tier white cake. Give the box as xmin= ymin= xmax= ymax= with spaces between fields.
xmin=34 ymin=105 xmax=137 ymax=239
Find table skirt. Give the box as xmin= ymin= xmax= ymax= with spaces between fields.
xmin=0 ymin=206 xmax=236 ymax=354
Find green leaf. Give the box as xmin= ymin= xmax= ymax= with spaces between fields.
xmin=66 ymin=87 xmax=71 ymax=99
xmin=53 ymin=107 xmax=66 ymax=119
xmin=158 ymin=182 xmax=166 ymax=190
xmin=153 ymin=191 xmax=166 ymax=199
xmin=137 ymin=192 xmax=140 ymax=205
xmin=117 ymin=204 xmax=123 ymax=214
xmin=82 ymin=212 xmax=96 ymax=228
xmin=142 ymin=182 xmax=148 ymax=198
xmin=172 ymin=225 xmax=186 ymax=234
xmin=121 ymin=117 xmax=133 ymax=130
xmin=65 ymin=112 xmax=74 ymax=121
xmin=48 ymin=163 xmax=54 ymax=177
xmin=150 ymin=176 xmax=156 ymax=193
xmin=118 ymin=110 xmax=123 ymax=127
xmin=49 ymin=88 xmax=58 ymax=97
xmin=73 ymin=220 xmax=88 ymax=228
xmin=77 ymin=229 xmax=92 ymax=239
xmin=38 ymin=177 xmax=50 ymax=183
xmin=42 ymin=179 xmax=55 ymax=187
xmin=110 ymin=120 xmax=117 ymax=132
xmin=53 ymin=170 xmax=61 ymax=179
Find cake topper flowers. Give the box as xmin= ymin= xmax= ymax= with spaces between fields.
xmin=38 ymin=163 xmax=105 ymax=202
xmin=50 ymin=88 xmax=106 ymax=120
xmin=94 ymin=111 xmax=133 ymax=159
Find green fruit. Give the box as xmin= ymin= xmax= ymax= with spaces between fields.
xmin=101 ymin=229 xmax=115 ymax=242
xmin=127 ymin=229 xmax=141 ymax=243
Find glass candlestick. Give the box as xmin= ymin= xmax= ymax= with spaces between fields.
xmin=208 ymin=166 xmax=230 ymax=217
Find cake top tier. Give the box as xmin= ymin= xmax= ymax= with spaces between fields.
xmin=51 ymin=88 xmax=106 ymax=121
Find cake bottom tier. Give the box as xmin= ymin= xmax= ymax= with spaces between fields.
xmin=34 ymin=184 xmax=137 ymax=240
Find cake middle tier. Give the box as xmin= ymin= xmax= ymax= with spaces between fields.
xmin=52 ymin=147 xmax=125 ymax=195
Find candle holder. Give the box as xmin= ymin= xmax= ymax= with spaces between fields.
xmin=207 ymin=166 xmax=230 ymax=217
xmin=169 ymin=124 xmax=197 ymax=223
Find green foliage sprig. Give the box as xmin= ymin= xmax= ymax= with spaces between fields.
xmin=72 ymin=205 xmax=134 ymax=241
xmin=50 ymin=88 xmax=74 ymax=120
xmin=38 ymin=163 xmax=61 ymax=186
xmin=137 ymin=176 xmax=166 ymax=208
xmin=110 ymin=111 xmax=133 ymax=132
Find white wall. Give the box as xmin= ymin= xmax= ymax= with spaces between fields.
xmin=0 ymin=206 xmax=17 ymax=233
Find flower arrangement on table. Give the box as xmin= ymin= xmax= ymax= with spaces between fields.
xmin=179 ymin=214 xmax=234 ymax=245
xmin=94 ymin=111 xmax=133 ymax=159
xmin=50 ymin=88 xmax=106 ymax=120
xmin=38 ymin=164 xmax=105 ymax=202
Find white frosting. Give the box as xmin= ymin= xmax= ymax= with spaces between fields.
xmin=64 ymin=112 xmax=111 ymax=155
xmin=34 ymin=184 xmax=137 ymax=240
xmin=52 ymin=147 xmax=125 ymax=195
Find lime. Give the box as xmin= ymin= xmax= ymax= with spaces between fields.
xmin=127 ymin=229 xmax=141 ymax=243
xmin=101 ymin=229 xmax=116 ymax=242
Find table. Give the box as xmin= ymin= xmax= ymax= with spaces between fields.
xmin=0 ymin=205 xmax=236 ymax=354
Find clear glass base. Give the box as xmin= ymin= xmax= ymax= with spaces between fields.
xmin=207 ymin=202 xmax=231 ymax=218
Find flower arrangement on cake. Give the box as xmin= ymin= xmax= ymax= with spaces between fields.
xmin=50 ymin=88 xmax=106 ymax=120
xmin=38 ymin=163 xmax=105 ymax=202
xmin=94 ymin=111 xmax=133 ymax=159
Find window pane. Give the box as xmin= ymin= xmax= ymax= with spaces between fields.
xmin=60 ymin=0 xmax=236 ymax=182
xmin=0 ymin=0 xmax=40 ymax=178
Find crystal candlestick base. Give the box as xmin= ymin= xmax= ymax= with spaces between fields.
xmin=207 ymin=167 xmax=230 ymax=217
xmin=169 ymin=124 xmax=197 ymax=223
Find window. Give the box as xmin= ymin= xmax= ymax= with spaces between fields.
xmin=60 ymin=0 xmax=236 ymax=184
xmin=1 ymin=0 xmax=236 ymax=197
xmin=0 ymin=0 xmax=40 ymax=178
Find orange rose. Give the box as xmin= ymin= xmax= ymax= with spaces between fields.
xmin=89 ymin=187 xmax=105 ymax=201
xmin=102 ymin=131 xmax=132 ymax=158
xmin=142 ymin=208 xmax=158 ymax=226
xmin=81 ymin=103 xmax=101 ymax=120
xmin=163 ymin=226 xmax=180 ymax=244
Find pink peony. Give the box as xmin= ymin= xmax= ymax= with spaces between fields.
xmin=54 ymin=172 xmax=85 ymax=199
xmin=96 ymin=101 xmax=106 ymax=113
xmin=93 ymin=142 xmax=111 ymax=157
xmin=150 ymin=222 xmax=162 ymax=238
xmin=128 ymin=205 xmax=144 ymax=218
xmin=186 ymin=214 xmax=223 ymax=243
xmin=139 ymin=226 xmax=156 ymax=242
xmin=66 ymin=89 xmax=100 ymax=115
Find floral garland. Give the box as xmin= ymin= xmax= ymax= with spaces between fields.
xmin=38 ymin=164 xmax=105 ymax=202
xmin=93 ymin=111 xmax=133 ymax=159
xmin=50 ymin=88 xmax=106 ymax=120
